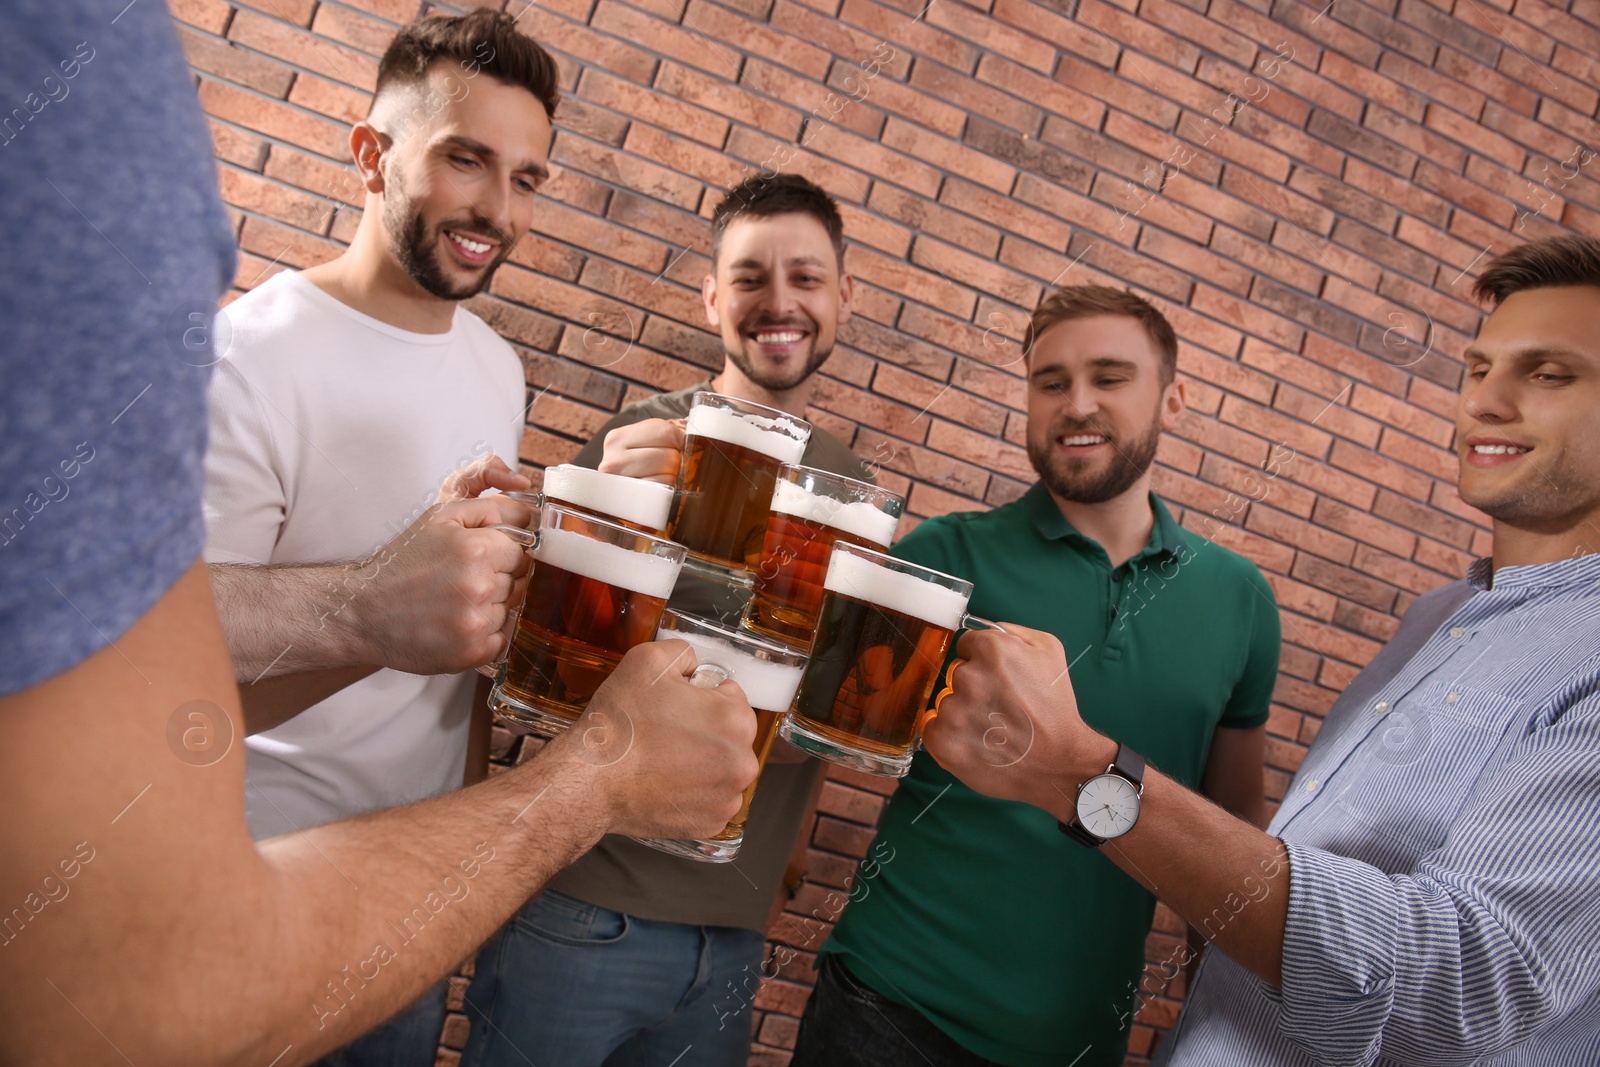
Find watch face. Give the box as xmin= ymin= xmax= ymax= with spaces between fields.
xmin=1077 ymin=773 xmax=1140 ymax=840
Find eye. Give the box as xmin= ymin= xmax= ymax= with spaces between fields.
xmin=1096 ymin=377 xmax=1127 ymax=387
xmin=1534 ymin=371 xmax=1574 ymax=384
xmin=450 ymin=154 xmax=479 ymax=169
xmin=513 ymin=176 xmax=537 ymax=194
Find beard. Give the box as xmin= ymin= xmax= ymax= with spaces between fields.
xmin=1027 ymin=417 xmax=1161 ymax=504
xmin=724 ymin=315 xmax=833 ymax=393
xmin=382 ymin=173 xmax=511 ymax=302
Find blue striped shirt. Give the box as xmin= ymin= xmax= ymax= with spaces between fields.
xmin=1160 ymin=551 xmax=1600 ymax=1066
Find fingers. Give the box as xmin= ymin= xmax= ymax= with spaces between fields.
xmin=434 ymin=494 xmax=535 ymax=533
xmin=439 ymin=454 xmax=533 ymax=503
xmin=597 ymin=419 xmax=685 ymax=484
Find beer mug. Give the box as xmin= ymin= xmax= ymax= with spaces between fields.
xmin=746 ymin=464 xmax=905 ymax=649
xmin=507 ymin=464 xmax=674 ymax=534
xmin=780 ymin=542 xmax=999 ymax=777
xmin=669 ymin=392 xmax=811 ymax=573
xmin=489 ymin=504 xmax=686 ymax=739
xmin=635 ymin=611 xmax=807 ymax=862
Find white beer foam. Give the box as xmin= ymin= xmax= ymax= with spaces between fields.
xmin=824 ymin=549 xmax=966 ymax=630
xmin=670 ymin=629 xmax=804 ymax=712
xmin=685 ymin=403 xmax=808 ymax=464
xmin=533 ymin=525 xmax=680 ymax=600
xmin=771 ymin=479 xmax=898 ymax=546
xmin=544 ymin=465 xmax=672 ymax=531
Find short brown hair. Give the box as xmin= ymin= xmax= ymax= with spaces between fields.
xmin=374 ymin=10 xmax=560 ymax=120
xmin=711 ymin=173 xmax=845 ymax=267
xmin=1473 ymin=235 xmax=1600 ymax=307
xmin=1025 ymin=286 xmax=1178 ymax=384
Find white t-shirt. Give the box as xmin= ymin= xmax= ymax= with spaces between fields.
xmin=203 ymin=271 xmax=524 ymax=839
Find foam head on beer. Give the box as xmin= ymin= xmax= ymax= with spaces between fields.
xmin=824 ymin=547 xmax=968 ymax=631
xmin=683 ymin=400 xmax=808 ymax=465
xmin=532 ymin=524 xmax=680 ymax=600
xmin=770 ymin=476 xmax=898 ymax=546
xmin=543 ymin=464 xmax=673 ymax=532
xmin=666 ymin=627 xmax=805 ymax=713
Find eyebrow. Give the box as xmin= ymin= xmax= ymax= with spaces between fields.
xmin=1463 ymin=344 xmax=1590 ymax=364
xmin=1030 ymin=356 xmax=1141 ymax=379
xmin=726 ymin=255 xmax=830 ymax=271
xmin=438 ymin=134 xmax=549 ymax=181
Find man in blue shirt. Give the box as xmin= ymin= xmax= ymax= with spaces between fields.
xmin=925 ymin=234 xmax=1600 ymax=1065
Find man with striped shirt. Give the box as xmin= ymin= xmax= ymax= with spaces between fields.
xmin=923 ymin=234 xmax=1600 ymax=1065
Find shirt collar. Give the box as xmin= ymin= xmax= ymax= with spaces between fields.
xmin=1470 ymin=550 xmax=1600 ymax=592
xmin=1024 ymin=482 xmax=1189 ymax=563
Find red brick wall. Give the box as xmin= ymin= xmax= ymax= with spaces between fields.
xmin=182 ymin=0 xmax=1598 ymax=1059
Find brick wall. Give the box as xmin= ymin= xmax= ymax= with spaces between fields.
xmin=181 ymin=0 xmax=1598 ymax=1059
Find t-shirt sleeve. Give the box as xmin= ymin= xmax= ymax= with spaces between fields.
xmin=0 ymin=2 xmax=235 ymax=697
xmin=203 ymin=357 xmax=290 ymax=564
xmin=1219 ymin=563 xmax=1280 ymax=729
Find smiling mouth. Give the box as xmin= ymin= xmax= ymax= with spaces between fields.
xmin=750 ymin=328 xmax=808 ymax=346
xmin=1470 ymin=444 xmax=1530 ymax=455
xmin=444 ymin=229 xmax=497 ymax=263
xmin=1058 ymin=433 xmax=1109 ymax=447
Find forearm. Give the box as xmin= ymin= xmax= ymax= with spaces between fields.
xmin=210 ymin=562 xmax=376 ymax=680
xmin=1042 ymin=741 xmax=1291 ymax=985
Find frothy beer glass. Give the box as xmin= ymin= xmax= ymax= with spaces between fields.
xmin=538 ymin=464 xmax=673 ymax=533
xmin=780 ymin=542 xmax=996 ymax=777
xmin=747 ymin=464 xmax=904 ymax=649
xmin=490 ymin=504 xmax=685 ymax=738
xmin=669 ymin=392 xmax=810 ymax=573
xmin=636 ymin=611 xmax=807 ymax=862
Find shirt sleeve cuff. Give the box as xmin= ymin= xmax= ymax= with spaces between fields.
xmin=1273 ymin=842 xmax=1400 ymax=1065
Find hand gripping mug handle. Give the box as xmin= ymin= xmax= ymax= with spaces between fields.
xmin=917 ymin=615 xmax=1005 ymax=749
xmin=474 ymin=522 xmax=540 ymax=678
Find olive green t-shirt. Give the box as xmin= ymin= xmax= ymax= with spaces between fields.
xmin=551 ymin=381 xmax=873 ymax=930
xmin=822 ymin=484 xmax=1280 ymax=1065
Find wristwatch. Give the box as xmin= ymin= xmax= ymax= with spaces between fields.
xmin=1059 ymin=744 xmax=1145 ymax=848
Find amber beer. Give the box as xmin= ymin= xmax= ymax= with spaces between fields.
xmin=635 ymin=612 xmax=807 ymax=862
xmin=748 ymin=465 xmax=904 ymax=648
xmin=669 ymin=393 xmax=810 ymax=573
xmin=490 ymin=506 xmax=685 ymax=739
xmin=781 ymin=543 xmax=973 ymax=777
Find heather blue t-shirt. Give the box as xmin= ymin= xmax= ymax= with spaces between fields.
xmin=0 ymin=1 xmax=236 ymax=696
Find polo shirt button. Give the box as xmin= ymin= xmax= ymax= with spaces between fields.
xmin=1304 ymin=779 xmax=1319 ymax=794
xmin=1446 ymin=692 xmax=1459 ymax=703
xmin=1376 ymin=701 xmax=1389 ymax=713
xmin=1449 ymin=627 xmax=1466 ymax=639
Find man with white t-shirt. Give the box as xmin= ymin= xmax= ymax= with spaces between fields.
xmin=203 ymin=12 xmax=559 ymax=1065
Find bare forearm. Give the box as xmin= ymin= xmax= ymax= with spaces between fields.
xmin=239 ymin=665 xmax=379 ymax=734
xmin=1047 ymin=767 xmax=1291 ymax=985
xmin=210 ymin=562 xmax=373 ymax=680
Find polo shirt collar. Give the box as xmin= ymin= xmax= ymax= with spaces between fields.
xmin=1023 ymin=481 xmax=1189 ymax=563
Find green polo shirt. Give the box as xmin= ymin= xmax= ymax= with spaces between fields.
xmin=822 ymin=482 xmax=1279 ymax=1066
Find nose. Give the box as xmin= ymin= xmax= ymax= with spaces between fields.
xmin=761 ymin=276 xmax=800 ymax=318
xmin=1064 ymin=380 xmax=1101 ymax=420
xmin=474 ymin=173 xmax=515 ymax=243
xmin=1461 ymin=365 xmax=1516 ymax=426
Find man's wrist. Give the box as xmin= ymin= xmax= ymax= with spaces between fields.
xmin=1044 ymin=731 xmax=1120 ymax=824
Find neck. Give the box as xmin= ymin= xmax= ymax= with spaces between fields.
xmin=1048 ymin=477 xmax=1157 ymax=570
xmin=299 ymin=207 xmax=458 ymax=334
xmin=1488 ymin=518 xmax=1600 ymax=575
xmin=710 ymin=362 xmax=815 ymax=418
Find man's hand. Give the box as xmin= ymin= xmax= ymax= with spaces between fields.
xmin=542 ymin=640 xmax=760 ymax=840
xmin=921 ymin=622 xmax=1113 ymax=819
xmin=346 ymin=493 xmax=533 ymax=674
xmin=440 ymin=453 xmax=532 ymax=502
xmin=597 ymin=418 xmax=686 ymax=484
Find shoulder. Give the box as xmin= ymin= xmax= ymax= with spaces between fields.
xmin=892 ymin=503 xmax=1013 ymax=570
xmin=217 ymin=274 xmax=327 ymax=365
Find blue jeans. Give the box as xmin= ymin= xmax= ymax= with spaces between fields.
xmin=462 ymin=890 xmax=766 ymax=1067
xmin=310 ymin=980 xmax=449 ymax=1067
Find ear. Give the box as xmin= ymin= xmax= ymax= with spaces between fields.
xmin=351 ymin=122 xmax=386 ymax=195
xmin=836 ymin=270 xmax=855 ymax=329
xmin=703 ymin=271 xmax=721 ymax=329
xmin=1159 ymin=379 xmax=1187 ymax=431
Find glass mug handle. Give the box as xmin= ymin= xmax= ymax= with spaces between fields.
xmin=474 ymin=522 xmax=540 ymax=678
xmin=959 ymin=614 xmax=1005 ymax=635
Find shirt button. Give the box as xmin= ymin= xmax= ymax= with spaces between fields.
xmin=1304 ymin=779 xmax=1320 ymax=794
xmin=1449 ymin=627 xmax=1466 ymax=639
xmin=1446 ymin=692 xmax=1459 ymax=703
xmin=1376 ymin=701 xmax=1389 ymax=713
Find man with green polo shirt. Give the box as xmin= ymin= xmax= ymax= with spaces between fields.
xmin=789 ymin=285 xmax=1280 ymax=1067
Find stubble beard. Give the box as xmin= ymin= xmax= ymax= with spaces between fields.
xmin=1027 ymin=418 xmax=1161 ymax=504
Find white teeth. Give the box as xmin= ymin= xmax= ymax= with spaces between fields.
xmin=755 ymin=331 xmax=804 ymax=344
xmin=1060 ymin=434 xmax=1107 ymax=446
xmin=1472 ymin=444 xmax=1529 ymax=455
xmin=449 ymin=232 xmax=492 ymax=254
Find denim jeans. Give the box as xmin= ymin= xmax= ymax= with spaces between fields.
xmin=790 ymin=956 xmax=1001 ymax=1067
xmin=309 ymin=980 xmax=449 ymax=1067
xmin=462 ymin=890 xmax=766 ymax=1067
